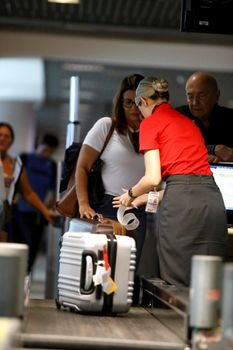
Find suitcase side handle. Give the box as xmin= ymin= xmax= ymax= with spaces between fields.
xmin=80 ymin=250 xmax=97 ymax=294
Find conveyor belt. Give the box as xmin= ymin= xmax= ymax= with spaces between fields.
xmin=142 ymin=278 xmax=190 ymax=342
xmin=21 ymin=299 xmax=186 ymax=350
xmin=142 ymin=278 xmax=189 ymax=314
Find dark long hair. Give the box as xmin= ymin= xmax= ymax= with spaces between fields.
xmin=112 ymin=74 xmax=144 ymax=134
xmin=0 ymin=122 xmax=15 ymax=143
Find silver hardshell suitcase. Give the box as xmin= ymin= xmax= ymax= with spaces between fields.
xmin=56 ymin=232 xmax=136 ymax=314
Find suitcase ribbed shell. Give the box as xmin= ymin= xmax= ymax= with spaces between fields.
xmin=57 ymin=232 xmax=136 ymax=313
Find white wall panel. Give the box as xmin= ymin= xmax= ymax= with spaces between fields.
xmin=0 ymin=101 xmax=36 ymax=156
xmin=0 ymin=30 xmax=232 ymax=72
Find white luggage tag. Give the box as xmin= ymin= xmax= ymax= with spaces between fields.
xmin=92 ymin=245 xmax=117 ymax=294
xmin=93 ymin=260 xmax=109 ymax=286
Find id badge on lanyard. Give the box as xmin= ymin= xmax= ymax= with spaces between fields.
xmin=145 ymin=191 xmax=160 ymax=213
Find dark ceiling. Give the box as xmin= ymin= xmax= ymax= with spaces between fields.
xmin=0 ymin=0 xmax=181 ymax=37
xmin=1 ymin=0 xmax=233 ymax=44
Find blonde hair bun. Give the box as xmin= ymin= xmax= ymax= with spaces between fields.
xmin=152 ymin=79 xmax=168 ymax=93
xmin=135 ymin=76 xmax=169 ymax=106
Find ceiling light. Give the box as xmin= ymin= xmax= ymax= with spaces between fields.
xmin=48 ymin=0 xmax=80 ymax=4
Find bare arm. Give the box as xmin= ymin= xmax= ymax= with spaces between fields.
xmin=18 ymin=168 xmax=56 ymax=222
xmin=131 ymin=149 xmax=162 ymax=196
xmin=114 ymin=149 xmax=162 ymax=207
xmin=130 ymin=189 xmax=165 ymax=208
xmin=44 ymin=190 xmax=56 ymax=208
xmin=75 ymin=144 xmax=100 ymax=219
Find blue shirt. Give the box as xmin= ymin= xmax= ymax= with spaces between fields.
xmin=17 ymin=153 xmax=56 ymax=212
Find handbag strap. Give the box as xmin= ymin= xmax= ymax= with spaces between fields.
xmin=98 ymin=121 xmax=115 ymax=159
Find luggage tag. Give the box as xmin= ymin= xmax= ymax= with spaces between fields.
xmin=145 ymin=191 xmax=160 ymax=213
xmin=93 ymin=260 xmax=109 ymax=286
xmin=102 ymin=277 xmax=117 ymax=295
xmin=93 ymin=245 xmax=117 ymax=294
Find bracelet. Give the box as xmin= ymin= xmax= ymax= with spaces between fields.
xmin=128 ymin=188 xmax=136 ymax=198
xmin=207 ymin=144 xmax=216 ymax=155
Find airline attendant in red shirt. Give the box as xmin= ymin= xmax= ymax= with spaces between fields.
xmin=114 ymin=76 xmax=228 ymax=288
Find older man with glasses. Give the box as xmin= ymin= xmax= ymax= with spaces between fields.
xmin=177 ymin=72 xmax=233 ymax=163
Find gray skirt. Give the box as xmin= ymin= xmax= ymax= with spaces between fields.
xmin=157 ymin=174 xmax=228 ymax=287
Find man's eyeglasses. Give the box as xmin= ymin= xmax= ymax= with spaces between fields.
xmin=0 ymin=133 xmax=11 ymax=140
xmin=122 ymin=98 xmax=137 ymax=108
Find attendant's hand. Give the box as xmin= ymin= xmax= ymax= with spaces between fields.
xmin=113 ymin=189 xmax=133 ymax=208
xmin=126 ymin=191 xmax=164 ymax=208
xmin=131 ymin=194 xmax=148 ymax=208
xmin=113 ymin=194 xmax=148 ymax=209
xmin=208 ymin=154 xmax=220 ymax=163
xmin=215 ymin=145 xmax=233 ymax=162
xmin=79 ymin=203 xmax=96 ymax=219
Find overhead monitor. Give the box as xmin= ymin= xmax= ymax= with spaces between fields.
xmin=180 ymin=0 xmax=233 ymax=35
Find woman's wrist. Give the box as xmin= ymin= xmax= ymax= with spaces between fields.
xmin=128 ymin=187 xmax=136 ymax=199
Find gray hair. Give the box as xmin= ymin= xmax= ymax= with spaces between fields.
xmin=135 ymin=77 xmax=169 ymax=106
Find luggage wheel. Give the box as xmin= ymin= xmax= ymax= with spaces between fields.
xmin=55 ymin=298 xmax=61 ymax=310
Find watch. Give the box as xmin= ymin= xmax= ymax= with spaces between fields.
xmin=128 ymin=188 xmax=135 ymax=198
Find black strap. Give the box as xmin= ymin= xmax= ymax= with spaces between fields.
xmin=98 ymin=121 xmax=115 ymax=160
xmin=20 ymin=153 xmax=28 ymax=166
xmin=102 ymin=233 xmax=117 ymax=314
xmin=129 ymin=131 xmax=140 ymax=153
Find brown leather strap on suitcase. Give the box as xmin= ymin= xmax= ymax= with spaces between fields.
xmin=74 ymin=216 xmax=126 ymax=235
xmin=0 ymin=229 xmax=7 ymax=242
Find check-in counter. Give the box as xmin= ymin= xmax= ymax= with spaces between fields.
xmin=227 ymin=228 xmax=233 ymax=262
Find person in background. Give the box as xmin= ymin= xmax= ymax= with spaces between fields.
xmin=113 ymin=76 xmax=228 ymax=288
xmin=75 ymin=74 xmax=146 ymax=302
xmin=0 ymin=122 xmax=56 ymax=230
xmin=177 ymin=72 xmax=233 ymax=163
xmin=0 ymin=123 xmax=57 ymax=227
xmin=9 ymin=133 xmax=59 ymax=272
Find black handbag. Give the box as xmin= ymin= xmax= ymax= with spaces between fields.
xmin=88 ymin=158 xmax=105 ymax=208
xmin=56 ymin=122 xmax=114 ymax=217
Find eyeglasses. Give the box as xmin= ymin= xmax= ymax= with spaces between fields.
xmin=122 ymin=98 xmax=137 ymax=108
xmin=0 ymin=133 xmax=11 ymax=140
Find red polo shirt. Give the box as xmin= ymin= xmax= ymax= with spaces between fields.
xmin=139 ymin=103 xmax=212 ymax=179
